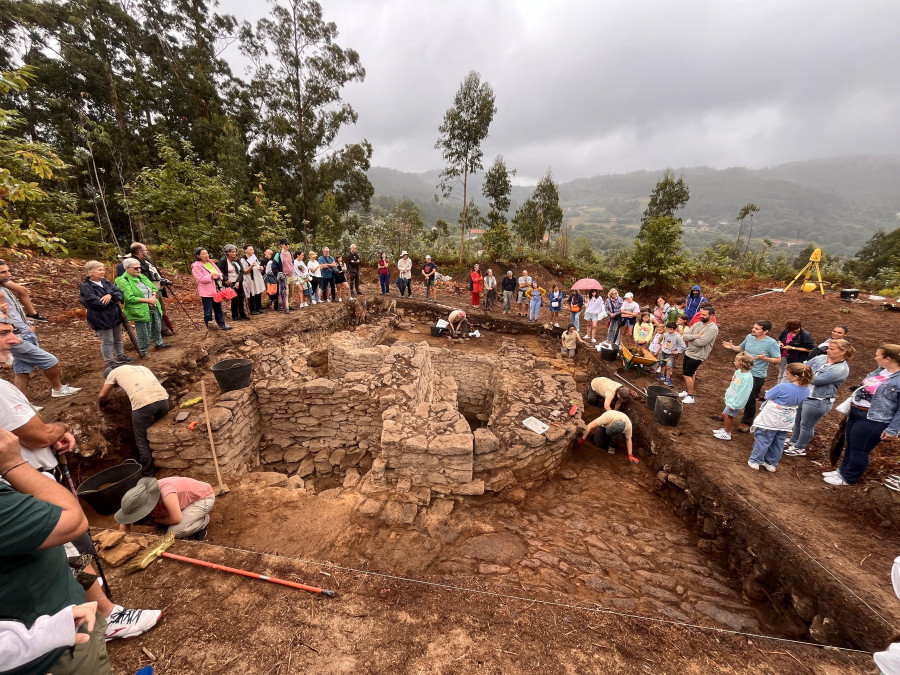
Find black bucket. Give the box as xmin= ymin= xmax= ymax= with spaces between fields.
xmin=654 ymin=395 xmax=682 ymax=426
xmin=75 ymin=460 xmax=143 ymax=515
xmin=600 ymin=345 xmax=619 ymax=361
xmin=211 ymin=358 xmax=253 ymax=392
xmin=646 ymin=384 xmax=677 ymax=411
xmin=431 ymin=324 xmax=447 ymax=337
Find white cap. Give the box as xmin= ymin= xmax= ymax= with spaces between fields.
xmin=401 ymin=250 xmax=408 ymax=256
xmin=425 ymin=255 xmax=431 ymax=259
xmin=624 ymin=292 xmax=634 ymax=298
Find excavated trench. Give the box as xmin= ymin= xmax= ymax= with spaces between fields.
xmin=71 ymin=297 xmax=884 ymax=651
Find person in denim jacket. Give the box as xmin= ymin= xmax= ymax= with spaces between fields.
xmin=825 ymin=343 xmax=900 ymax=486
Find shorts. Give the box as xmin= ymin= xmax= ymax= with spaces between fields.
xmin=660 ymin=352 xmax=675 ymax=368
xmin=549 ymin=303 xmax=561 ymax=312
xmin=424 ymin=277 xmax=435 ymax=287
xmin=584 ymin=312 xmax=601 ymax=321
xmin=682 ymin=355 xmax=703 ymax=377
xmin=722 ymin=406 xmax=740 ymax=418
xmin=11 ymin=331 xmax=59 ymax=374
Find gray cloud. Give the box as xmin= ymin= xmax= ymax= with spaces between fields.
xmin=219 ymin=0 xmax=900 ymax=183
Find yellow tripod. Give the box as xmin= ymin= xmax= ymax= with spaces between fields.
xmin=784 ymin=248 xmax=825 ymax=296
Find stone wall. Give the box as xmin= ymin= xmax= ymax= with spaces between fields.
xmin=328 ymin=324 xmax=389 ymax=379
xmin=430 ymin=349 xmax=496 ymax=418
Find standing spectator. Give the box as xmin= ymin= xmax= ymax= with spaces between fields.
xmin=501 ymin=270 xmax=517 ymax=314
xmin=712 ymin=352 xmax=755 ymax=441
xmin=318 ymin=247 xmax=337 ymax=302
xmin=263 ymin=249 xmax=279 ymax=310
xmin=470 ymin=263 xmax=483 ymax=307
xmin=560 ymin=324 xmax=586 ymax=358
xmin=422 ymin=255 xmax=437 ymax=302
xmin=684 ymin=284 xmax=706 ymax=320
xmin=808 ymin=325 xmax=849 ymax=359
xmin=334 ymin=255 xmax=351 ymax=302
xmin=825 ymin=344 xmax=900 ymax=486
xmin=377 ymin=252 xmax=391 ymax=295
xmin=117 ymin=257 xmax=170 ymax=355
xmin=777 ymin=320 xmax=816 ymax=383
xmin=117 ymin=476 xmax=215 ymax=541
xmin=548 ymin=284 xmax=565 ymax=327
xmin=784 ymin=339 xmax=854 ymax=457
xmin=583 ymin=289 xmax=606 ymax=343
xmin=483 ymin=269 xmax=498 ymax=310
xmin=688 ymin=302 xmax=718 ymax=327
xmin=293 ymin=251 xmax=311 ymax=307
xmin=656 ymin=322 xmax=686 ymax=386
xmin=307 ymin=250 xmax=321 ymax=304
xmin=115 ymin=242 xmax=174 ymax=335
xmin=240 ymin=245 xmax=266 ymax=315
xmin=190 ymin=248 xmax=231 ymax=331
xmin=99 ymin=365 xmax=170 ymax=477
xmin=605 ymin=288 xmax=624 ymax=344
xmin=218 ymin=244 xmax=249 ymax=322
xmin=347 ymin=244 xmax=362 ymax=295
xmin=0 ymin=263 xmax=49 ymax=322
xmin=620 ymin=292 xmax=640 ymax=335
xmin=79 ymin=260 xmax=130 ymax=369
xmin=526 ymin=280 xmax=546 ymax=322
xmin=678 ymin=306 xmax=719 ymax=404
xmin=721 ymin=320 xmax=781 ymax=433
xmin=568 ymin=288 xmax=584 ymax=332
xmin=0 ymin=261 xmax=81 ymax=398
xmin=272 ymin=239 xmax=294 ymax=312
xmin=516 ymin=269 xmax=532 ymax=317
xmin=747 ymin=363 xmax=813 ymax=472
xmin=396 ymin=251 xmax=413 ymax=297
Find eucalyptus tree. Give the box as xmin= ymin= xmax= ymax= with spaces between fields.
xmin=512 ymin=171 xmax=562 ymax=248
xmin=435 ymin=71 xmax=496 ymax=263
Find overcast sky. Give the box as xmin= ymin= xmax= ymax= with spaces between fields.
xmin=217 ymin=0 xmax=900 ymax=185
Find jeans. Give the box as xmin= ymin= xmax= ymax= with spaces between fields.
xmin=132 ymin=398 xmax=169 ymax=475
xmin=379 ymin=273 xmax=390 ymax=294
xmin=741 ymin=375 xmax=767 ymax=426
xmin=529 ymin=300 xmax=541 ymax=321
xmin=320 ymin=276 xmax=336 ymax=300
xmin=749 ymin=427 xmax=788 ymax=466
xmin=839 ymin=406 xmax=889 ymax=484
xmin=570 ymin=311 xmax=581 ymax=332
xmin=398 ymin=278 xmax=412 ymax=297
xmin=592 ymin=426 xmax=622 ymax=451
xmin=503 ymin=290 xmax=513 ymax=312
xmin=777 ymin=357 xmax=788 ymax=383
xmin=96 ymin=324 xmax=124 ymax=364
xmin=201 ymin=296 xmax=226 ymax=327
xmin=134 ymin=308 xmax=163 ymax=352
xmin=790 ymin=398 xmax=832 ymax=450
xmin=606 ymin=317 xmax=621 ymax=344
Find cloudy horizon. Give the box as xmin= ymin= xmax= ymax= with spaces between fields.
xmin=217 ymin=0 xmax=900 ymax=185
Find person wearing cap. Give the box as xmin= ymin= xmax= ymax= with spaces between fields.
xmin=422 ymin=255 xmax=437 ymax=302
xmin=347 ymin=244 xmax=362 ymax=295
xmin=587 ymin=376 xmax=632 ymax=411
xmin=99 ymin=365 xmax=170 ymax=477
xmin=397 ymin=251 xmax=413 ymax=297
xmin=448 ymin=309 xmax=469 ymax=338
xmin=117 ymin=476 xmax=215 ymax=541
xmin=620 ymin=292 xmax=640 ymax=335
xmin=581 ymin=410 xmax=635 ymax=460
xmin=501 ymin=271 xmax=517 ymax=314
xmin=318 ymin=247 xmax=337 ymax=302
xmin=516 ymin=270 xmax=532 ymax=317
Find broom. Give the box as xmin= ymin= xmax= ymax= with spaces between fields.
xmin=124 ymin=532 xmax=335 ymax=597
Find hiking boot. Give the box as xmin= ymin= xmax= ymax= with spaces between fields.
xmin=104 ymin=605 xmax=162 ymax=641
xmin=51 ymin=384 xmax=81 ymax=398
xmin=116 ymin=355 xmax=134 ymax=364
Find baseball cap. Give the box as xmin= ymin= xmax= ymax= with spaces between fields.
xmin=425 ymin=255 xmax=431 ymax=260
xmin=624 ymin=292 xmax=634 ymax=298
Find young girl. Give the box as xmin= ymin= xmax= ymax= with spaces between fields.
xmin=583 ymin=289 xmax=607 ymax=343
xmin=548 ymin=285 xmax=564 ymax=327
xmin=293 ymin=251 xmax=311 ymax=307
xmin=648 ymin=324 xmax=664 ymax=371
xmin=747 ymin=363 xmax=813 ymax=471
xmin=713 ymin=352 xmax=755 ymax=441
xmin=306 ymin=251 xmax=321 ymax=304
xmin=526 ymin=281 xmax=547 ymax=322
xmin=632 ymin=311 xmax=654 ymax=352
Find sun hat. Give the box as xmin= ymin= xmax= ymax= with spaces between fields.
xmin=401 ymin=250 xmax=408 ymax=256
xmin=607 ymin=420 xmax=627 ymax=435
xmin=114 ymin=477 xmax=161 ymax=524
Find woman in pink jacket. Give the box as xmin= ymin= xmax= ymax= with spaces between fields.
xmin=191 ymin=247 xmax=231 ymax=331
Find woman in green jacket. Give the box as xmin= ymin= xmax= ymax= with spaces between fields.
xmin=116 ymin=257 xmax=170 ymax=356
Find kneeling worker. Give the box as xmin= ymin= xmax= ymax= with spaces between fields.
xmin=560 ymin=324 xmax=586 ymax=358
xmin=586 ymin=376 xmax=632 ymax=410
xmin=581 ymin=410 xmax=636 ymax=461
xmin=116 ymin=476 xmax=215 ymax=541
xmin=448 ymin=309 xmax=468 ymax=338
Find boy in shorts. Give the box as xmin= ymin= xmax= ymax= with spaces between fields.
xmin=657 ymin=322 xmax=686 ymax=386
xmin=713 ymin=352 xmax=755 ymax=441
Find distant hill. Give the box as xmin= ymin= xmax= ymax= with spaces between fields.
xmin=367 ymin=156 xmax=900 ymax=257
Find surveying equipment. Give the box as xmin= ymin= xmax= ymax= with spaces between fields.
xmin=784 ymin=248 xmax=825 ymax=296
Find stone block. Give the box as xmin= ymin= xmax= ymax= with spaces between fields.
xmin=401 ymin=435 xmax=428 ymax=454
xmin=428 ymin=433 xmax=473 ymax=456
xmin=96 ymin=530 xmax=126 ymax=550
xmin=474 ymin=428 xmax=500 ymax=455
xmin=341 ymin=447 xmax=367 ymax=470
xmin=286 ymin=475 xmax=306 ymax=490
xmin=485 ymin=469 xmax=516 ymax=492
xmin=383 ymin=501 xmax=417 ymax=525
xmin=284 ymin=446 xmax=310 ymax=463
xmin=296 ymin=456 xmax=316 ymax=477
xmin=452 ymin=480 xmax=485 ymax=496
xmin=260 ymin=445 xmax=285 ymax=464
xmin=100 ymin=542 xmax=141 ymax=567
xmin=343 ymin=467 xmax=361 ymax=488
xmin=206 ymin=406 xmax=233 ymax=431
xmin=243 ymin=472 xmax=288 ymax=488
xmin=403 ymin=487 xmax=431 ymax=505
xmin=300 ymin=378 xmax=336 ymax=395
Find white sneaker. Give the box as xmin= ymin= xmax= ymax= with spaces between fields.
xmin=713 ymin=429 xmax=731 ymax=440
xmin=824 ymin=474 xmax=850 ymax=486
xmin=763 ymin=463 xmax=777 ymax=472
xmin=747 ymin=461 xmax=761 ymax=470
xmin=583 ymin=334 xmax=590 ymax=339
xmin=51 ymin=384 xmax=82 ymax=398
xmin=104 ymin=605 xmax=162 ymax=641
xmin=822 ymin=470 xmax=839 ymax=477
xmin=607 ymin=447 xmax=615 ymax=455
xmin=554 ymin=323 xmax=560 ymax=328
xmin=677 ymin=391 xmax=689 ymax=398
xmin=681 ymin=395 xmax=695 ymax=404
xmin=783 ymin=446 xmax=806 ymax=457
xmin=338 ymin=298 xmax=343 ymax=302
xmin=591 ymin=338 xmax=597 ymax=344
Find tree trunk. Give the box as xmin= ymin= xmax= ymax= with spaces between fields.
xmin=459 ymin=168 xmax=468 ymax=265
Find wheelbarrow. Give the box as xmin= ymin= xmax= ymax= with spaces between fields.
xmin=621 ymin=344 xmax=658 ymax=377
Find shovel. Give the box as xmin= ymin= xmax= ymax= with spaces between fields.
xmin=200 ymin=381 xmax=229 ymax=496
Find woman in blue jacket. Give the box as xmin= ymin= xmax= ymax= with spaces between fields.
xmin=79 ymin=260 xmax=132 ymax=368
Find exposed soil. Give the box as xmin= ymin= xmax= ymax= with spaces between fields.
xmin=1 ymin=249 xmax=894 ymax=672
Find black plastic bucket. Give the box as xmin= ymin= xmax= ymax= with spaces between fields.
xmin=600 ymin=345 xmax=619 ymax=361
xmin=646 ymin=384 xmax=677 ymax=411
xmin=76 ymin=460 xmax=143 ymax=515
xmin=654 ymin=395 xmax=682 ymax=426
xmin=211 ymin=358 xmax=253 ymax=392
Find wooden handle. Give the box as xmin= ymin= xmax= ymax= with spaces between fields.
xmin=200 ymin=381 xmax=226 ymax=493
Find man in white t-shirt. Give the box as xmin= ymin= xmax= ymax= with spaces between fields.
xmin=517 ymin=270 xmax=532 ymax=317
